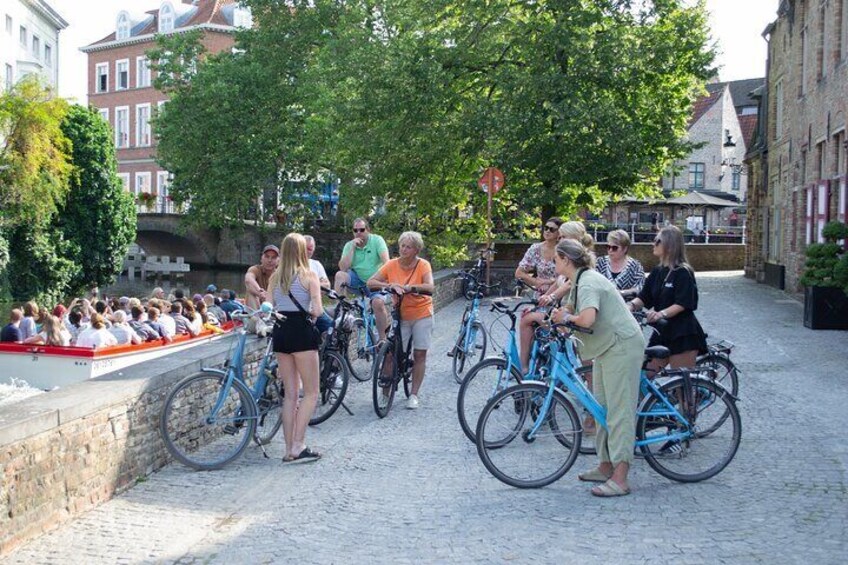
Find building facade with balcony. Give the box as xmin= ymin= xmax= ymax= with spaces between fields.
xmin=1 ymin=0 xmax=67 ymax=91
xmin=745 ymin=0 xmax=848 ymax=292
xmin=80 ymin=0 xmax=251 ymax=213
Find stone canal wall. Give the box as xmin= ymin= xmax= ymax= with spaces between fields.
xmin=0 ymin=270 xmax=461 ymax=555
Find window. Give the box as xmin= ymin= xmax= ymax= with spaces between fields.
xmin=115 ymin=106 xmax=129 ymax=148
xmin=98 ymin=107 xmax=109 ymax=125
xmin=836 ymin=0 xmax=845 ymax=64
xmin=116 ymin=59 xmax=129 ymax=90
xmin=136 ymin=104 xmax=151 ymax=146
xmin=136 ymin=57 xmax=151 ymax=88
xmin=5 ymin=64 xmax=12 ymax=91
xmin=5 ymin=15 xmax=11 ymax=35
xmin=836 ymin=131 xmax=846 ymax=175
xmin=732 ymin=170 xmax=741 ymax=191
xmin=688 ymin=162 xmax=705 ymax=189
xmin=96 ymin=63 xmax=109 ymax=93
xmin=817 ymin=140 xmax=827 ymax=180
xmin=159 ymin=2 xmax=175 ymax=33
xmin=774 ymin=80 xmax=784 ymax=140
xmin=817 ymin=6 xmax=826 ymax=79
xmin=32 ymin=36 xmax=39 ymax=59
xmin=135 ymin=172 xmax=152 ymax=195
xmin=800 ymin=25 xmax=808 ymax=95
xmin=118 ymin=173 xmax=130 ymax=193
xmin=44 ymin=44 xmax=52 ymax=67
xmin=116 ymin=11 xmax=130 ymax=40
xmin=157 ymin=171 xmax=172 ymax=212
xmin=233 ymin=7 xmax=253 ymax=28
xmin=19 ymin=26 xmax=26 ymax=47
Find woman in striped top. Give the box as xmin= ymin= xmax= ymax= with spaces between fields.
xmin=596 ymin=230 xmax=644 ymax=299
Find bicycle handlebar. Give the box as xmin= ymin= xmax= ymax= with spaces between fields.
xmin=490 ymin=298 xmax=537 ymax=314
xmin=631 ymin=309 xmax=668 ymax=328
xmin=550 ymin=321 xmax=594 ymax=335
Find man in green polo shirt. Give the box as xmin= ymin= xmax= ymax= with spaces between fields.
xmin=334 ymin=217 xmax=390 ymax=336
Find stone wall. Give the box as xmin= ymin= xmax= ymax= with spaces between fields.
xmin=0 ymin=272 xmax=461 ymax=555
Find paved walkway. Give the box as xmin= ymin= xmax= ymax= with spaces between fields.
xmin=6 ymin=273 xmax=848 ymax=564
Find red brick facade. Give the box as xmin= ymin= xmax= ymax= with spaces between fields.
xmin=746 ymin=0 xmax=848 ymax=292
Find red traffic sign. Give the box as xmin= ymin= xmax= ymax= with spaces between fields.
xmin=478 ymin=167 xmax=504 ymax=195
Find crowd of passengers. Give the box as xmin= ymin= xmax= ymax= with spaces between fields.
xmin=0 ymin=286 xmax=247 ymax=349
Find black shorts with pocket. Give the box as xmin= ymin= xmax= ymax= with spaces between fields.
xmin=272 ymin=311 xmax=320 ymax=354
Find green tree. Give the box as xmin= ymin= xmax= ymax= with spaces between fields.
xmin=0 ymin=75 xmax=72 ymax=227
xmin=5 ymin=223 xmax=78 ymax=304
xmin=56 ymin=105 xmax=136 ymax=294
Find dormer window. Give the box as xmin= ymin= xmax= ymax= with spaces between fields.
xmin=116 ymin=11 xmax=130 ymax=40
xmin=159 ymin=2 xmax=175 ymax=33
xmin=233 ymin=7 xmax=253 ymax=28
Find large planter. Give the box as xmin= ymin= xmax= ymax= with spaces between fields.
xmin=803 ymin=286 xmax=848 ymax=330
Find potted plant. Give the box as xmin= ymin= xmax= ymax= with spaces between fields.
xmin=137 ymin=192 xmax=158 ymax=212
xmin=801 ymin=221 xmax=848 ymax=330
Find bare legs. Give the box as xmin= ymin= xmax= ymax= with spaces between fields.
xmin=277 ymin=350 xmax=320 ymax=459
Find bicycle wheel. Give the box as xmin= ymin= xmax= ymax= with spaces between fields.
xmin=255 ymin=366 xmax=283 ymax=445
xmin=311 ymin=350 xmax=350 ymax=425
xmin=636 ymin=378 xmax=741 ymax=483
xmin=372 ymin=341 xmax=397 ymax=418
xmin=456 ymin=358 xmax=522 ymax=443
xmin=452 ymin=321 xmax=488 ymax=384
xmin=475 ymin=383 xmax=581 ymax=488
xmin=696 ymin=353 xmax=739 ymax=396
xmin=160 ymin=372 xmax=257 ymax=470
xmin=347 ymin=318 xmax=377 ymax=382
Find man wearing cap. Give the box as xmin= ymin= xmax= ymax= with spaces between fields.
xmin=245 ymin=244 xmax=281 ymax=311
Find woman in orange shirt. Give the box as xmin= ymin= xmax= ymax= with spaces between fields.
xmin=367 ymin=231 xmax=435 ymax=410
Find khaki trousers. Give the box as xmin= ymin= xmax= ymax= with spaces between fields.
xmin=593 ymin=334 xmax=645 ymax=465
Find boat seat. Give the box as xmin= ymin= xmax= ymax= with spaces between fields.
xmin=644 ymin=346 xmax=670 ymax=360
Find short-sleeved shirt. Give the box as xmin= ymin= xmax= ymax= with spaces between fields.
xmin=638 ymin=265 xmax=704 ymax=342
xmin=518 ymin=243 xmax=558 ymax=296
xmin=309 ymin=259 xmax=328 ymax=282
xmin=0 ymin=323 xmax=22 ymax=342
xmin=342 ymin=234 xmax=389 ymax=281
xmin=566 ymin=269 xmax=643 ymax=359
xmin=376 ymin=258 xmax=433 ymax=321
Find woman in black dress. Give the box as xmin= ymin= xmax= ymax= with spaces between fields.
xmin=628 ymin=225 xmax=707 ymax=369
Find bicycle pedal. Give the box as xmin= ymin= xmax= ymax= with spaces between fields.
xmin=223 ymin=424 xmax=239 ymax=435
xmin=446 ymin=350 xmax=455 ymax=357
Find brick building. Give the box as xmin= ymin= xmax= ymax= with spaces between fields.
xmin=80 ymin=0 xmax=251 ymax=213
xmin=745 ymin=0 xmax=848 ymax=292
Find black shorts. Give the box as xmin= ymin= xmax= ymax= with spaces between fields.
xmin=648 ymin=331 xmax=708 ymax=356
xmin=272 ymin=311 xmax=320 ymax=354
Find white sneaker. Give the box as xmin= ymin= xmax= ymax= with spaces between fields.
xmin=406 ymin=394 xmax=419 ymax=410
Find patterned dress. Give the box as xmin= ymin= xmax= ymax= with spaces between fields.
xmin=595 ymin=255 xmax=645 ymax=292
xmin=518 ymin=243 xmax=558 ymax=297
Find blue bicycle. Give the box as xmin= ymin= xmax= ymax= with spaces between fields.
xmin=342 ymin=284 xmax=379 ymax=382
xmin=449 ymin=271 xmax=499 ymax=383
xmin=160 ymin=309 xmax=284 ymax=470
xmin=475 ymin=322 xmax=741 ymax=488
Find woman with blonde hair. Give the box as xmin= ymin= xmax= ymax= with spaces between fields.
xmin=23 ymin=315 xmax=71 ymax=346
xmin=270 ymin=233 xmax=324 ymax=463
xmin=629 ymin=225 xmax=707 ymax=369
xmin=596 ymin=229 xmax=644 ymax=298
xmin=19 ymin=301 xmax=39 ymax=341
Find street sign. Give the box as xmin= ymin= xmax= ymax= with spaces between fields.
xmin=478 ymin=167 xmax=504 ymax=195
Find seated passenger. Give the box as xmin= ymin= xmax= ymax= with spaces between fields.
xmin=1 ymin=309 xmax=23 ymax=343
xmin=128 ymin=306 xmax=159 ymax=341
xmin=145 ymin=306 xmax=173 ymax=342
xmin=76 ymin=313 xmax=118 ymax=349
xmin=23 ymin=315 xmax=72 ymax=346
xmin=109 ymin=311 xmax=142 ymax=345
xmin=66 ymin=308 xmax=89 ymax=345
xmin=169 ymin=301 xmax=198 ymax=336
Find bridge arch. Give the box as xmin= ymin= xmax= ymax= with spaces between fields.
xmin=134 ymin=214 xmax=217 ymax=267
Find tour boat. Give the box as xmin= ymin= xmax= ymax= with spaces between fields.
xmin=0 ymin=323 xmax=235 ymax=390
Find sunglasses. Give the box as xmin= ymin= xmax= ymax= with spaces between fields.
xmin=353 ymin=228 xmax=367 ymax=233
xmin=543 ymin=225 xmax=559 ymax=233
xmin=652 ymin=239 xmax=662 ymax=246
xmin=608 ymin=245 xmax=620 ymax=251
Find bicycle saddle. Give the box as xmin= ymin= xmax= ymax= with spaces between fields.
xmin=644 ymin=346 xmax=671 ymax=360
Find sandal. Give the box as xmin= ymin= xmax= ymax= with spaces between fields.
xmin=578 ymin=468 xmax=612 ymax=483
xmin=591 ymin=479 xmax=630 ymax=497
xmin=286 ymin=447 xmax=321 ymax=464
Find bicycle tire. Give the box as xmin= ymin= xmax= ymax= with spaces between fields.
xmin=637 ymin=378 xmax=741 ymax=483
xmin=347 ymin=318 xmax=377 ymax=382
xmin=695 ymin=353 xmax=739 ymax=396
xmin=311 ymin=350 xmax=350 ymax=425
xmin=160 ymin=371 xmax=257 ymax=471
xmin=372 ymin=340 xmax=397 ymax=418
xmin=255 ymin=366 xmax=283 ymax=445
xmin=475 ymin=383 xmax=581 ymax=489
xmin=456 ymin=357 xmax=522 ymax=443
xmin=452 ymin=321 xmax=488 ymax=384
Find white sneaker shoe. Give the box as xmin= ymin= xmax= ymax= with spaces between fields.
xmin=406 ymin=394 xmax=419 ymax=410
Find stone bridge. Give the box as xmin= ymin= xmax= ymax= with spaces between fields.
xmin=134 ymin=214 xmax=350 ymax=269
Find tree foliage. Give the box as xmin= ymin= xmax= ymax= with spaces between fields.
xmin=5 ymin=223 xmax=79 ymax=304
xmin=153 ymin=0 xmax=714 ymax=259
xmin=0 ymin=75 xmax=72 ymax=227
xmin=57 ymin=105 xmax=137 ymax=294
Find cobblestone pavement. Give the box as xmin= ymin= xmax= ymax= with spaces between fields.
xmin=6 ymin=272 xmax=848 ymax=564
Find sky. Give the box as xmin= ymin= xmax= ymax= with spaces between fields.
xmin=49 ymin=0 xmax=778 ymax=104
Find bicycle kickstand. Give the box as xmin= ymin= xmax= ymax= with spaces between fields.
xmin=340 ymin=400 xmax=354 ymax=416
xmin=254 ymin=434 xmax=270 ymax=459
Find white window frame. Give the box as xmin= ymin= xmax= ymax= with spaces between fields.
xmin=5 ymin=15 xmax=11 ymax=35
xmin=136 ymin=56 xmax=151 ymax=88
xmin=157 ymin=171 xmax=172 ymax=212
xmin=44 ymin=44 xmax=52 ymax=67
xmin=115 ymin=106 xmax=129 ymax=148
xmin=116 ymin=59 xmax=129 ymax=90
xmin=159 ymin=2 xmax=175 ymax=33
xmin=95 ymin=63 xmax=109 ymax=93
xmin=136 ymin=103 xmax=152 ymax=147
xmin=5 ymin=64 xmax=13 ymax=91
xmin=32 ymin=35 xmax=39 ymax=59
xmin=118 ymin=173 xmax=131 ymax=193
xmin=233 ymin=7 xmax=253 ymax=28
xmin=135 ymin=172 xmax=152 ymax=196
xmin=116 ymin=11 xmax=130 ymax=40
xmin=19 ymin=25 xmax=26 ymax=47
xmin=98 ymin=107 xmax=109 ymax=125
